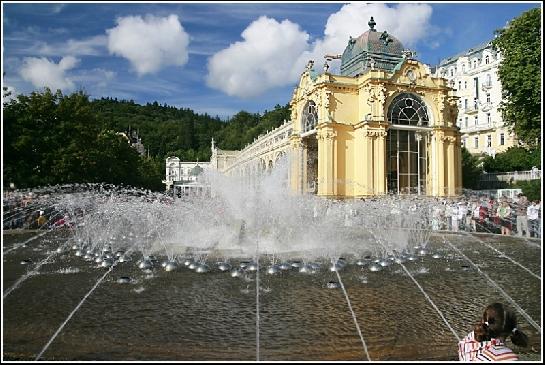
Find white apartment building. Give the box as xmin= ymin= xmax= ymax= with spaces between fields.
xmin=435 ymin=41 xmax=516 ymax=158
xmin=163 ymin=157 xmax=210 ymax=196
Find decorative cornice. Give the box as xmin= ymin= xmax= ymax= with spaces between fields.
xmin=317 ymin=129 xmax=337 ymax=141
xmin=365 ymin=130 xmax=388 ymax=138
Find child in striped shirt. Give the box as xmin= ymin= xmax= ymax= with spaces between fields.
xmin=459 ymin=302 xmax=528 ymax=361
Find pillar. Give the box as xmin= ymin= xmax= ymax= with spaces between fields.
xmin=289 ymin=136 xmax=303 ymax=194
xmin=375 ymin=130 xmax=387 ymax=195
xmin=436 ymin=134 xmax=445 ymax=196
xmin=447 ymin=137 xmax=455 ymax=196
xmin=317 ymin=128 xmax=336 ymax=197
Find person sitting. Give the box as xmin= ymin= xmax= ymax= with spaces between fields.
xmin=458 ymin=302 xmax=528 ymax=361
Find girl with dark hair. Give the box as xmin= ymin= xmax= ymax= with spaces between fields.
xmin=458 ymin=302 xmax=529 ymax=361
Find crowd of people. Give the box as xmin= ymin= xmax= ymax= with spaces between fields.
xmin=430 ymin=193 xmax=541 ymax=239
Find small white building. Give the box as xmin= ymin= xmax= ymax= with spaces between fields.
xmin=435 ymin=40 xmax=517 ymax=157
xmin=163 ymin=157 xmax=210 ymax=196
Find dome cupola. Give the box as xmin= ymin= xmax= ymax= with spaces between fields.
xmin=340 ymin=17 xmax=405 ymax=76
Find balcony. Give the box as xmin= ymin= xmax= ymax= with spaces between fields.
xmin=464 ymin=105 xmax=479 ymax=114
xmin=481 ymin=81 xmax=493 ymax=91
xmin=480 ymin=102 xmax=493 ymax=112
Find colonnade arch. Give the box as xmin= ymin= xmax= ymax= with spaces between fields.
xmin=385 ymin=92 xmax=431 ymax=195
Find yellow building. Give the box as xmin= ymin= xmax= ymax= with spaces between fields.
xmin=211 ymin=17 xmax=463 ymax=198
xmin=288 ymin=17 xmax=462 ymax=198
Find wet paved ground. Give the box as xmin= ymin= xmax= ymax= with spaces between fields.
xmin=2 ymin=229 xmax=542 ymax=361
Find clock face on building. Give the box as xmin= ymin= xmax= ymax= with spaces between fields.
xmin=406 ymin=69 xmax=416 ymax=82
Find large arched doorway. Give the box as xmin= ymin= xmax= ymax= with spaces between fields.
xmin=386 ymin=93 xmax=430 ymax=195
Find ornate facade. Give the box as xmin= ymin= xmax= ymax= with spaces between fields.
xmin=435 ymin=41 xmax=516 ymax=157
xmin=211 ymin=18 xmax=463 ymax=198
xmin=163 ymin=157 xmax=210 ymax=196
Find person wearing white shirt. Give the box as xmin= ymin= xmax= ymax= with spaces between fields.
xmin=527 ymin=200 xmax=541 ymax=238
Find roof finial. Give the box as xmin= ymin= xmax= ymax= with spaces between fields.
xmin=368 ymin=17 xmax=376 ymax=31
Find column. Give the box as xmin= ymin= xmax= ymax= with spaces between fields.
xmin=317 ymin=128 xmax=336 ymax=197
xmin=289 ymin=136 xmax=303 ymax=194
xmin=447 ymin=137 xmax=456 ymax=196
xmin=456 ymin=138 xmax=463 ymax=194
xmin=353 ymin=127 xmax=366 ymax=196
xmin=436 ymin=135 xmax=445 ymax=196
xmin=375 ymin=131 xmax=387 ymax=195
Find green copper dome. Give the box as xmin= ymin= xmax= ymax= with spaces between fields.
xmin=340 ymin=17 xmax=405 ymax=76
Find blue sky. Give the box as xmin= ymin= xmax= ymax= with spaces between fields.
xmin=2 ymin=1 xmax=540 ymax=119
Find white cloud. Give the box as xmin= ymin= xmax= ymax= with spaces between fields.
xmin=207 ymin=3 xmax=434 ymax=98
xmin=106 ymin=14 xmax=190 ymax=76
xmin=50 ymin=4 xmax=66 ymax=14
xmin=296 ymin=3 xmax=434 ymax=77
xmin=34 ymin=35 xmax=108 ymax=57
xmin=72 ymin=68 xmax=116 ymax=89
xmin=206 ymin=16 xmax=309 ymax=98
xmin=19 ymin=56 xmax=79 ymax=91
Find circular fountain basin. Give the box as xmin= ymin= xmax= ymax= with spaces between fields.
xmin=118 ymin=255 xmax=131 ymax=263
xmin=230 ymin=268 xmax=243 ymax=278
xmin=195 ymin=264 xmax=210 ymax=273
xmin=217 ymin=262 xmax=232 ymax=272
xmin=299 ymin=264 xmax=315 ymax=274
xmin=164 ymin=262 xmax=178 ymax=272
xmin=101 ymin=258 xmax=114 ymax=268
xmin=138 ymin=260 xmax=153 ymax=270
xmin=116 ymin=276 xmax=131 ymax=284
xmin=290 ymin=261 xmax=302 ymax=268
xmin=246 ymin=262 xmax=258 ymax=271
xmin=379 ymin=260 xmax=391 ymax=267
xmin=278 ymin=263 xmax=291 ymax=271
xmin=417 ymin=248 xmax=429 ymax=256
xmin=395 ymin=256 xmax=407 ymax=264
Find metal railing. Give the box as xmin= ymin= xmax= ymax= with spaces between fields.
xmin=480 ymin=169 xmax=541 ymax=182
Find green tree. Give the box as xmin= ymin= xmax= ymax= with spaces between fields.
xmin=492 ymin=7 xmax=541 ymax=147
xmin=514 ymin=179 xmax=541 ymax=201
xmin=461 ymin=147 xmax=482 ymax=189
xmin=482 ymin=146 xmax=540 ymax=172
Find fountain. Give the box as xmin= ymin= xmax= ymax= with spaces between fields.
xmin=2 ymin=163 xmax=542 ymax=361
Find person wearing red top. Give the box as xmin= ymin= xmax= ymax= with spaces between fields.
xmin=458 ymin=302 xmax=528 ymax=361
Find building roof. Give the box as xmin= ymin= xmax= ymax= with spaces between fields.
xmin=340 ymin=17 xmax=405 ymax=76
xmin=438 ymin=40 xmax=495 ymax=67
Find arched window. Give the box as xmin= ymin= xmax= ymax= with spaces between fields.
xmin=388 ymin=93 xmax=430 ymax=126
xmin=301 ymin=100 xmax=318 ymax=133
xmin=485 ymin=55 xmax=490 ymax=64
